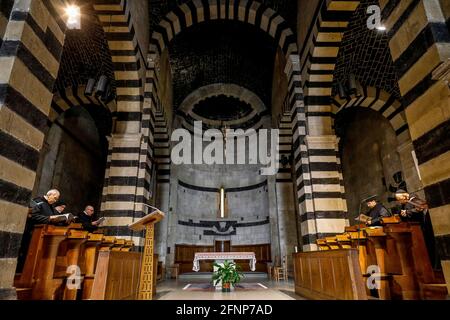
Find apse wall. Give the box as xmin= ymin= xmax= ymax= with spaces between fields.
xmin=167 ymin=112 xmax=274 ymax=247
xmin=174 ymin=177 xmax=270 ymax=246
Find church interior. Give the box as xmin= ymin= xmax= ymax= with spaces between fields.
xmin=0 ymin=0 xmax=449 ymax=301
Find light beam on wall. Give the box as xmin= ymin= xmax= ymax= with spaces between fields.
xmin=65 ymin=5 xmax=81 ymax=30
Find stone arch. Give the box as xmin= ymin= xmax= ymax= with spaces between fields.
xmin=150 ymin=0 xmax=297 ymax=59
xmin=93 ymin=1 xmax=145 ymax=127
xmin=148 ymin=0 xmax=301 ymax=115
xmin=333 ymin=84 xmax=422 ymax=202
xmin=177 ymin=84 xmax=268 ymax=130
xmin=332 ymin=84 xmax=409 ymax=144
xmin=51 ymin=85 xmax=115 ymax=124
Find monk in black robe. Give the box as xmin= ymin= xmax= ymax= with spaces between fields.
xmin=77 ymin=205 xmax=103 ymax=233
xmin=365 ymin=196 xmax=390 ymax=227
xmin=395 ymin=190 xmax=438 ymax=268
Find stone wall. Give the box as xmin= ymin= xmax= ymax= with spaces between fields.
xmin=338 ymin=108 xmax=403 ymax=221
xmin=33 ymin=106 xmax=106 ymax=214
xmin=0 ymin=0 xmax=67 ymax=296
xmin=0 ymin=0 xmax=13 ymax=46
xmin=128 ymin=0 xmax=149 ymax=60
xmin=175 ymin=180 xmax=270 ymax=246
xmin=271 ymin=48 xmax=288 ymax=126
xmin=55 ymin=5 xmax=115 ymax=94
xmin=297 ymin=0 xmax=321 ymax=52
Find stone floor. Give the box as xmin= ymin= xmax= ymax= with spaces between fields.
xmin=155 ymin=277 xmax=306 ymax=300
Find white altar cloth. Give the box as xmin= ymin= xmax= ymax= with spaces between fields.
xmin=192 ymin=252 xmax=257 ymax=272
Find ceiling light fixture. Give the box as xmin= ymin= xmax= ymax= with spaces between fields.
xmin=65 ymin=5 xmax=81 ymax=30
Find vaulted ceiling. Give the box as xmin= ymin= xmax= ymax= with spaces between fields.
xmin=169 ymin=19 xmax=277 ymax=111
xmin=55 ymin=2 xmax=115 ymax=94
xmin=334 ymin=0 xmax=401 ymax=99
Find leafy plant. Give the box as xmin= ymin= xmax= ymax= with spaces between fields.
xmin=212 ymin=260 xmax=244 ymax=289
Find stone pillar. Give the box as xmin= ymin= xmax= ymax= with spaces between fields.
xmin=100 ymin=133 xmax=146 ymax=247
xmin=383 ymin=0 xmax=450 ymax=292
xmin=303 ymin=135 xmax=348 ymax=244
xmin=0 ymin=0 xmax=66 ymax=298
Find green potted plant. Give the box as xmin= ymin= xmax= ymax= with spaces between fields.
xmin=212 ymin=260 xmax=244 ymax=292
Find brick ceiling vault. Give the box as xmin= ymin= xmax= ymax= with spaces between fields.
xmin=149 ymin=1 xmax=298 ymax=119
xmin=333 ymin=0 xmax=401 ymax=99
xmin=55 ymin=2 xmax=115 ymax=95
xmin=169 ymin=20 xmax=278 ymax=112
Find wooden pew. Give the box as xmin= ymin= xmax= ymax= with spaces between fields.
xmin=90 ymin=251 xmax=141 ymax=300
xmin=336 ymin=234 xmax=352 ymax=249
xmin=347 ymin=228 xmax=369 ymax=276
xmin=30 ymin=225 xmax=69 ymax=300
xmin=99 ymin=236 xmax=116 ymax=251
xmin=111 ymin=239 xmax=126 ymax=251
xmin=317 ymin=239 xmax=330 ymax=251
xmin=364 ymin=227 xmax=391 ymax=300
xmin=121 ymin=240 xmax=135 ymax=252
xmin=325 ymin=237 xmax=340 ymax=250
xmin=49 ymin=228 xmax=89 ymax=300
xmin=15 ymin=225 xmax=47 ymax=292
xmin=383 ymin=220 xmax=447 ymax=299
xmin=321 ymin=217 xmax=448 ymax=300
xmin=293 ymin=249 xmax=367 ymax=300
xmin=79 ymin=233 xmax=104 ymax=300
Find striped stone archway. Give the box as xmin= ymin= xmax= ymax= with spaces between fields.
xmin=51 ymin=85 xmax=115 ymax=123
xmin=332 ymin=85 xmax=409 ymax=142
xmin=332 ymin=84 xmax=423 ymax=196
xmin=146 ymin=0 xmax=306 ymax=258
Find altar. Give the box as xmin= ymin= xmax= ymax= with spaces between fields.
xmin=192 ymin=252 xmax=257 ymax=272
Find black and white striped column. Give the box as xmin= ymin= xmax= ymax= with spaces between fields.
xmin=94 ymin=0 xmax=148 ymax=247
xmin=381 ymin=0 xmax=450 ymax=292
xmin=299 ymin=0 xmax=360 ymax=250
xmin=0 ymin=0 xmax=66 ymax=297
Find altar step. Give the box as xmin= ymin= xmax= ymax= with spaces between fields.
xmin=179 ymin=272 xmax=268 ymax=281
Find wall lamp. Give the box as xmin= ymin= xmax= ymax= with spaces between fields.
xmin=65 ymin=4 xmax=81 ymax=30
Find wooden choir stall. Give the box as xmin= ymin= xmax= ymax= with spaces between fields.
xmin=15 ymin=209 xmax=165 ymax=300
xmin=293 ymin=216 xmax=448 ymax=300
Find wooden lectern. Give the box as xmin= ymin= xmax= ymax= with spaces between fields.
xmin=129 ymin=210 xmax=164 ymax=300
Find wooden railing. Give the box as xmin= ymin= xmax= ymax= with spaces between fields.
xmin=312 ymin=217 xmax=448 ymax=300
xmin=90 ymin=251 xmax=141 ymax=300
xmin=14 ymin=224 xmax=141 ymax=300
xmin=293 ymin=249 xmax=367 ymax=300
